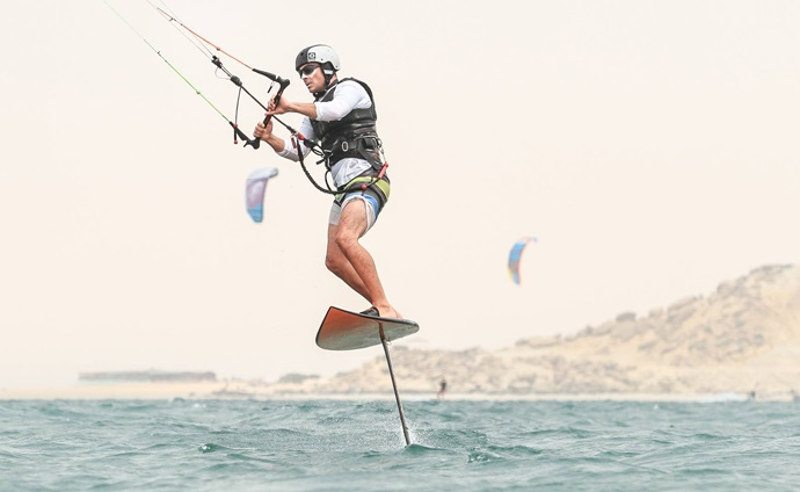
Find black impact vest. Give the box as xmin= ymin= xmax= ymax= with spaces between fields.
xmin=310 ymin=78 xmax=382 ymax=170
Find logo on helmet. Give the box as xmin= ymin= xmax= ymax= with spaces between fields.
xmin=308 ymin=52 xmax=317 ymax=61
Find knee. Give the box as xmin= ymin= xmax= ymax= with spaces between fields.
xmin=325 ymin=252 xmax=344 ymax=275
xmin=334 ymin=230 xmax=358 ymax=252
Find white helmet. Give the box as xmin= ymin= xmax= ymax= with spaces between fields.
xmin=295 ymin=44 xmax=341 ymax=73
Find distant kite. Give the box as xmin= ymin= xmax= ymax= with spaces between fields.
xmin=508 ymin=236 xmax=537 ymax=285
xmin=246 ymin=167 xmax=279 ymax=223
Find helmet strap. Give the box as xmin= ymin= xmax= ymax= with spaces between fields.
xmin=322 ymin=63 xmax=337 ymax=88
xmin=314 ymin=70 xmax=336 ymax=99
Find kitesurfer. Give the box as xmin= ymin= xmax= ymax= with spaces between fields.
xmin=254 ymin=44 xmax=400 ymax=319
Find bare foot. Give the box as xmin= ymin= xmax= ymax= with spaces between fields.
xmin=375 ymin=303 xmax=402 ymax=319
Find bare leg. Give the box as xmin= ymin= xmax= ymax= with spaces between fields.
xmin=325 ymin=199 xmax=400 ymax=319
xmin=325 ymin=223 xmax=371 ymax=301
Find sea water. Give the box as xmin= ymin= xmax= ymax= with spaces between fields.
xmin=1 ymin=398 xmax=799 ymax=491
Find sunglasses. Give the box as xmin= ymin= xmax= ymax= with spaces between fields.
xmin=298 ymin=65 xmax=319 ymax=78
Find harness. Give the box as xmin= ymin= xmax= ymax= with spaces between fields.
xmin=333 ymin=175 xmax=391 ymax=214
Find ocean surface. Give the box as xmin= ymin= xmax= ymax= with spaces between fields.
xmin=1 ymin=398 xmax=799 ymax=491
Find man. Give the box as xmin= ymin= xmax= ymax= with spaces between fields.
xmin=254 ymin=44 xmax=401 ymax=319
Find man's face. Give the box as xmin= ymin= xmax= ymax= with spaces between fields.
xmin=297 ymin=63 xmax=324 ymax=93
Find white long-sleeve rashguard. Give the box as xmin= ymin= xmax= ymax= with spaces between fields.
xmin=278 ymin=80 xmax=375 ymax=188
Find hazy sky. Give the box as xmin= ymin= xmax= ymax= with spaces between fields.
xmin=1 ymin=1 xmax=798 ymax=388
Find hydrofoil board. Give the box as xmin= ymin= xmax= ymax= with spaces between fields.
xmin=316 ymin=306 xmax=419 ymax=351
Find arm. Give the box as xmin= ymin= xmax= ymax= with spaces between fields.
xmin=268 ymin=98 xmax=318 ymax=120
xmin=254 ymin=116 xmax=314 ymax=161
xmin=314 ymin=83 xmax=370 ymax=121
xmin=267 ymin=82 xmax=369 ymax=122
xmin=279 ymin=101 xmax=318 ymax=120
xmin=253 ymin=119 xmax=285 ymax=152
xmin=254 ymin=121 xmax=286 ymax=152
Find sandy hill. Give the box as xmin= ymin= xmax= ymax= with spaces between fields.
xmin=275 ymin=265 xmax=800 ymax=398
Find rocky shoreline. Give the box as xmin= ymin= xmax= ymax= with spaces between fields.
xmin=4 ymin=265 xmax=798 ymax=402
xmin=268 ymin=264 xmax=800 ymax=399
